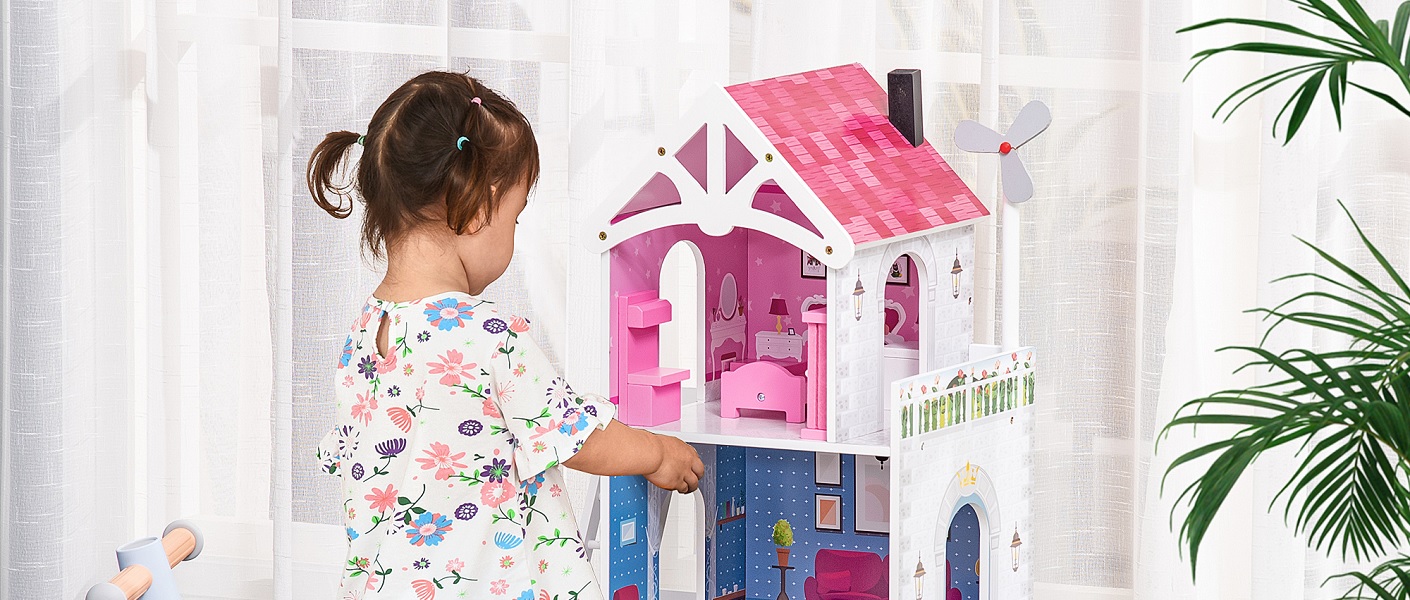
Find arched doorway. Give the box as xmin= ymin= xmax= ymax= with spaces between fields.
xmin=659 ymin=241 xmax=705 ymax=405
xmin=945 ymin=504 xmax=983 ymax=600
xmin=880 ymin=252 xmax=929 ymax=421
xmin=659 ymin=490 xmax=707 ymax=600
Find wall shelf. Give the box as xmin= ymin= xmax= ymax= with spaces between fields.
xmin=715 ymin=513 xmax=745 ymax=528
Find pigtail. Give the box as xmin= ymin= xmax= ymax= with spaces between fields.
xmin=306 ymin=130 xmax=363 ymax=219
xmin=441 ymin=80 xmax=539 ymax=235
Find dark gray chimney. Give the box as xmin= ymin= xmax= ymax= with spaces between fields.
xmin=888 ymin=69 xmax=923 ymax=147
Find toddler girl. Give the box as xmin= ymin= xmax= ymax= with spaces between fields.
xmin=311 ymin=71 xmax=703 ymax=600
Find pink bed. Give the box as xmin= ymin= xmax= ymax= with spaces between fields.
xmin=720 ymin=360 xmax=807 ymax=423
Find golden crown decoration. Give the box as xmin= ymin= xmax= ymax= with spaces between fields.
xmin=959 ymin=461 xmax=978 ymax=487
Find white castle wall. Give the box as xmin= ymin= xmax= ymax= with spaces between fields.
xmin=827 ymin=225 xmax=976 ymax=442
xmin=895 ymin=403 xmax=1034 ymax=600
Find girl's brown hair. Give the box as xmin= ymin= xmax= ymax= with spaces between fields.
xmin=306 ymin=71 xmax=539 ymax=258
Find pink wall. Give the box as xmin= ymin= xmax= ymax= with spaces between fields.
xmin=745 ymin=232 xmax=827 ymax=351
xmin=884 ymin=255 xmax=921 ymax=342
xmin=609 ymin=225 xmax=750 ymax=390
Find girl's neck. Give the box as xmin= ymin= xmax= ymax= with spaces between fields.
xmin=375 ymin=227 xmax=476 ymax=303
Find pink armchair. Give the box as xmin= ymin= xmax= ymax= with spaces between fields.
xmin=803 ymin=550 xmax=888 ymax=600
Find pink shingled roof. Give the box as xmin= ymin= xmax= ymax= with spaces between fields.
xmin=725 ymin=64 xmax=988 ymax=245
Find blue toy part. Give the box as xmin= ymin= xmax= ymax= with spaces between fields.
xmin=86 ymin=520 xmax=202 ymax=600
xmin=116 ymin=536 xmax=181 ymax=599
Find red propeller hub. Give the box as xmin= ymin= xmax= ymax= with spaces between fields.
xmin=999 ymin=141 xmax=1012 ymax=155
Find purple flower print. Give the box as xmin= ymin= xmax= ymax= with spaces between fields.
xmin=337 ymin=425 xmax=360 ymax=456
xmin=412 ymin=558 xmax=430 ymax=570
xmin=387 ymin=385 xmax=401 ymax=398
xmin=584 ymin=404 xmax=598 ymax=418
xmin=481 ymin=458 xmax=509 ymax=483
xmin=424 ymin=298 xmax=473 ymax=331
xmin=458 ymin=420 xmax=482 ymax=437
xmin=350 ymin=463 xmax=365 ymax=480
xmin=482 ymin=318 xmax=508 ymax=334
xmin=375 ymin=438 xmax=406 ymax=458
xmin=339 ymin=336 xmax=354 ymax=368
xmin=357 ymin=355 xmax=377 ymax=380
xmin=454 ymin=502 xmax=478 ymax=521
xmin=416 ymin=331 xmax=431 ymax=343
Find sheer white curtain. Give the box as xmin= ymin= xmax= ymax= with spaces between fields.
xmin=5 ymin=0 xmax=1410 ymax=599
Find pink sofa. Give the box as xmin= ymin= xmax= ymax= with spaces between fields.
xmin=803 ymin=550 xmax=888 ymax=600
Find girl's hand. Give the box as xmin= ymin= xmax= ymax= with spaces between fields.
xmin=646 ymin=434 xmax=705 ymax=494
xmin=564 ymin=420 xmax=704 ymax=493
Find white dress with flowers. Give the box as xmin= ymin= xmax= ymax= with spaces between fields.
xmin=317 ymin=292 xmax=614 ymax=600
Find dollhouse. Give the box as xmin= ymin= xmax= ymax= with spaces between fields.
xmin=571 ymin=64 xmax=1037 ymax=600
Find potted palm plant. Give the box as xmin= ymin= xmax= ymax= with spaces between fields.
xmin=1167 ymin=1 xmax=1410 ymax=597
xmin=773 ymin=519 xmax=795 ymax=567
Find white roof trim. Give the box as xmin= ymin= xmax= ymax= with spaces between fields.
xmin=586 ymin=85 xmax=856 ymax=269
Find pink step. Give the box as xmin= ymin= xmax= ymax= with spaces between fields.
xmin=626 ymin=367 xmax=691 ymax=387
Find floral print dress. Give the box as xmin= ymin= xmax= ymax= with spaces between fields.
xmin=317 ymin=292 xmax=614 ymax=600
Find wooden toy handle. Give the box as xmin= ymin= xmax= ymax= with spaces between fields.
xmin=109 ymin=564 xmax=152 ymax=600
xmin=162 ymin=526 xmax=197 ymax=568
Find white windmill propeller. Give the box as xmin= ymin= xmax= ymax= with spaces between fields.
xmin=953 ymin=100 xmax=1051 ymax=203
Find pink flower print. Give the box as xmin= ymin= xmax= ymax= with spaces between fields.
xmin=416 ymin=442 xmax=467 ymax=481
xmin=481 ymin=398 xmax=501 ymax=419
xmin=498 ymin=555 xmax=514 ymax=569
xmin=375 ymin=352 xmax=397 ymax=374
xmin=509 ymin=316 xmax=530 ymax=333
xmin=427 ymin=349 xmax=474 ymax=386
xmin=491 ymin=580 xmax=509 ymax=595
xmin=365 ymin=574 xmax=379 ymax=592
xmin=411 ymin=579 xmax=436 ymax=600
xmin=513 ymin=363 xmax=527 ymax=377
xmin=403 ymin=363 xmax=415 ymax=376
xmin=343 ymin=374 xmax=355 ymax=388
xmin=538 ymin=559 xmax=548 ymax=573
xmin=351 ymin=392 xmax=378 ymax=425
xmin=365 ymin=484 xmax=398 ymax=513
xmin=356 ymin=309 xmax=374 ymax=331
xmin=446 ymin=558 xmax=464 ymax=573
xmin=495 ymin=380 xmax=515 ymax=403
xmin=532 ymin=441 xmax=547 ymax=454
xmin=415 ymin=386 xmax=425 ymax=401
xmin=549 ymin=484 xmax=563 ymax=498
xmin=480 ymin=480 xmax=516 ymax=508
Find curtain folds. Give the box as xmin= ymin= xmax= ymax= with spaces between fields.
xmin=4 ymin=1 xmax=1409 ymax=599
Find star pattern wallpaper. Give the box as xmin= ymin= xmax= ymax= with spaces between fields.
xmin=946 ymin=504 xmax=980 ymax=600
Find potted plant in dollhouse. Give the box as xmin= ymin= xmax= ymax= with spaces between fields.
xmin=774 ymin=519 xmax=795 ymax=568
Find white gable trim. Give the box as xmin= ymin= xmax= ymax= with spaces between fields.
xmin=585 ymin=85 xmax=856 ymax=269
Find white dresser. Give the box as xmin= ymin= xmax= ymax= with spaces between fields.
xmin=755 ymin=331 xmax=804 ymax=361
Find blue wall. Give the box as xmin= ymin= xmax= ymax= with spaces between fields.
xmin=744 ymin=450 xmax=889 ymax=600
xmin=946 ymin=504 xmax=981 ymax=600
xmin=610 ymin=475 xmax=650 ymax=597
xmin=716 ymin=446 xmax=748 ymax=595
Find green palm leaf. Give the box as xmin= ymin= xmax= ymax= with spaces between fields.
xmin=1160 ymin=202 xmax=1410 ymax=579
xmin=1332 ymin=554 xmax=1410 ymax=599
xmin=1180 ymin=0 xmax=1410 ymax=144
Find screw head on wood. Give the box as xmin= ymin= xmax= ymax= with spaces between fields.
xmin=657 ymin=147 xmax=666 ymax=156
xmin=598 ymin=231 xmax=607 ymax=241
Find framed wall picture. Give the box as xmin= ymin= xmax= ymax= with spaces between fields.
xmin=815 ymin=494 xmax=842 ymax=531
xmin=801 ymin=251 xmax=827 ymax=279
xmin=855 ymin=456 xmax=890 ymax=534
xmin=886 ymin=255 xmax=911 ymax=286
xmin=814 ymin=452 xmax=841 ymax=486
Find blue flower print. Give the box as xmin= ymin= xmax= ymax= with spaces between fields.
xmin=518 ymin=590 xmax=535 ymax=600
xmin=522 ymin=472 xmax=547 ymax=496
xmin=406 ymin=512 xmax=453 ymax=546
xmin=558 ymin=410 xmax=591 ymax=436
xmin=424 ymin=298 xmax=473 ymax=331
xmin=339 ymin=336 xmax=354 ymax=367
xmin=345 ymin=526 xmax=358 ymax=541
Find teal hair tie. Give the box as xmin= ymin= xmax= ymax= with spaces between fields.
xmin=456 ymin=136 xmax=469 ymax=151
xmin=356 ymin=135 xmax=365 ymax=146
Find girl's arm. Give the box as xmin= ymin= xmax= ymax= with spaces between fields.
xmin=564 ymin=420 xmax=704 ymax=494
